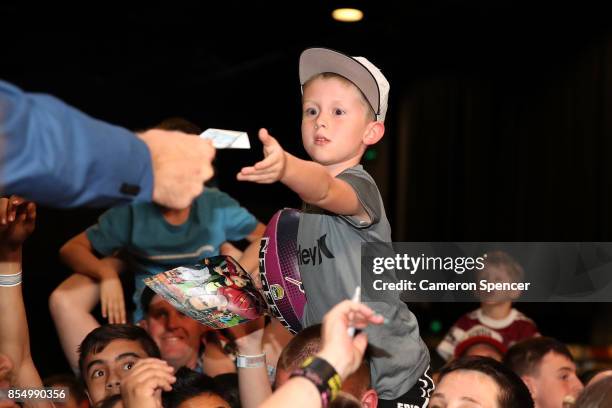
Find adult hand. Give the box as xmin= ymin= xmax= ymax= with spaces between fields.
xmin=316 ymin=300 xmax=384 ymax=380
xmin=237 ymin=129 xmax=287 ymax=184
xmin=120 ymin=358 xmax=175 ymax=408
xmin=139 ymin=130 xmax=216 ymax=210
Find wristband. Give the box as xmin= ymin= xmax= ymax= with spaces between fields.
xmin=289 ymin=356 xmax=342 ymax=407
xmin=236 ymin=353 xmax=266 ymax=368
xmin=0 ymin=271 xmax=22 ymax=287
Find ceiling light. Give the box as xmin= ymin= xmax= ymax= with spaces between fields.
xmin=332 ymin=8 xmax=363 ymax=23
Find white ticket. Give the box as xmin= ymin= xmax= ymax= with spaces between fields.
xmin=200 ymin=128 xmax=250 ymax=149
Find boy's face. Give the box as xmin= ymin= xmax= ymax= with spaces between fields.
xmin=301 ymin=77 xmax=373 ymax=171
xmin=82 ymin=339 xmax=148 ymax=405
xmin=430 ymin=370 xmax=500 ymax=408
xmin=526 ymin=351 xmax=583 ymax=408
xmin=475 ymin=264 xmax=519 ymax=304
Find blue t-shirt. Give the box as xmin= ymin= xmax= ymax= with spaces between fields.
xmin=87 ymin=188 xmax=258 ymax=321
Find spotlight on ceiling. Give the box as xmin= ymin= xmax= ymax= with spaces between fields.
xmin=332 ymin=8 xmax=363 ymax=23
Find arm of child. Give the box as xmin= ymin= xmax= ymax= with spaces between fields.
xmin=59 ymin=233 xmax=127 ymax=324
xmin=237 ymin=222 xmax=266 ymax=279
xmin=238 ymin=129 xmax=369 ymax=222
xmin=48 ymin=273 xmax=102 ymax=373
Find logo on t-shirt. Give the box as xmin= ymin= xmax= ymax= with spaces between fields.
xmin=297 ymin=234 xmax=335 ymax=266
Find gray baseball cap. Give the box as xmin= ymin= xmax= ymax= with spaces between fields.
xmin=299 ymin=47 xmax=390 ymax=122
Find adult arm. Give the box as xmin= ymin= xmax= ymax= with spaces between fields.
xmin=0 ymin=80 xmax=215 ymax=209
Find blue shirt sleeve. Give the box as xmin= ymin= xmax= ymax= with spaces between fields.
xmin=0 ymin=80 xmax=154 ymax=207
xmin=215 ymin=191 xmax=258 ymax=241
xmin=86 ymin=204 xmax=133 ymax=256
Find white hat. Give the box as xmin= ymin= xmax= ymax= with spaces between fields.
xmin=299 ymin=47 xmax=390 ymax=122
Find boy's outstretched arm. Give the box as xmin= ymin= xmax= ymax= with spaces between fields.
xmin=238 ymin=129 xmax=369 ymax=221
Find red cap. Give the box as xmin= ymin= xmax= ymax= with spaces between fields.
xmin=454 ymin=335 xmax=507 ymax=359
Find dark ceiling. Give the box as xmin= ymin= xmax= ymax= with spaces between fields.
xmin=4 ymin=1 xmax=610 ymax=90
xmin=4 ymin=0 xmax=612 ymax=222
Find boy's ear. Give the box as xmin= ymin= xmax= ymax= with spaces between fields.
xmin=363 ymin=122 xmax=385 ymax=146
xmin=521 ymin=375 xmax=538 ymax=401
xmin=138 ymin=319 xmax=148 ymax=330
xmin=361 ymin=389 xmax=378 ymax=408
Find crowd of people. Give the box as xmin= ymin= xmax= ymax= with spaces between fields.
xmin=1 ymin=46 xmax=611 ymax=408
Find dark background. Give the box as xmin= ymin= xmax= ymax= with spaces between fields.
xmin=3 ymin=1 xmax=612 ymax=376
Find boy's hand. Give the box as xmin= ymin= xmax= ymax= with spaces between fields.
xmin=0 ymin=196 xmax=36 ymax=249
xmin=121 ymin=358 xmax=175 ymax=408
xmin=99 ymin=267 xmax=126 ymax=324
xmin=237 ymin=129 xmax=286 ymax=184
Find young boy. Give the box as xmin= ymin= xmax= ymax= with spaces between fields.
xmin=50 ymin=118 xmax=265 ymax=373
xmin=238 ymin=47 xmax=432 ymax=406
xmin=437 ymin=250 xmax=539 ymax=362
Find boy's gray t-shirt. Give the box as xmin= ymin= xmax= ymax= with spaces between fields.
xmin=298 ymin=165 xmax=430 ymax=400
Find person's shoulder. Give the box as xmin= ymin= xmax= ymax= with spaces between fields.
xmin=100 ymin=202 xmax=139 ymax=218
xmin=457 ymin=309 xmax=480 ymax=325
xmin=337 ymin=164 xmax=380 ymax=188
xmin=510 ymin=308 xmax=538 ymax=325
xmin=197 ymin=188 xmax=243 ymax=208
xmin=339 ymin=164 xmax=374 ymax=179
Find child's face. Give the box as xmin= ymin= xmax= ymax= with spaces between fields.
xmin=475 ymin=264 xmax=518 ymax=304
xmin=301 ymin=77 xmax=372 ymax=170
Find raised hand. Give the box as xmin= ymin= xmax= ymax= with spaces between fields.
xmin=121 ymin=358 xmax=175 ymax=408
xmin=237 ymin=129 xmax=287 ymax=184
xmin=99 ymin=268 xmax=126 ymax=324
xmin=316 ymin=300 xmax=384 ymax=380
xmin=0 ymin=196 xmax=36 ymax=247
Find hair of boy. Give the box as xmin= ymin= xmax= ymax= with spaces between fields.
xmin=503 ymin=337 xmax=574 ymax=377
xmin=330 ymin=391 xmax=363 ymax=408
xmin=161 ymin=367 xmax=225 ymax=408
xmin=439 ymin=356 xmax=534 ymax=408
xmin=481 ymin=250 xmax=525 ymax=282
xmin=43 ymin=373 xmax=88 ymax=403
xmin=77 ymin=324 xmax=161 ymax=377
xmin=574 ymin=375 xmax=612 ymax=408
xmin=302 ymin=72 xmax=376 ymax=122
xmin=154 ymin=117 xmax=202 ymax=135
xmin=276 ymin=324 xmax=372 ymax=397
xmin=212 ymin=372 xmax=240 ymax=408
